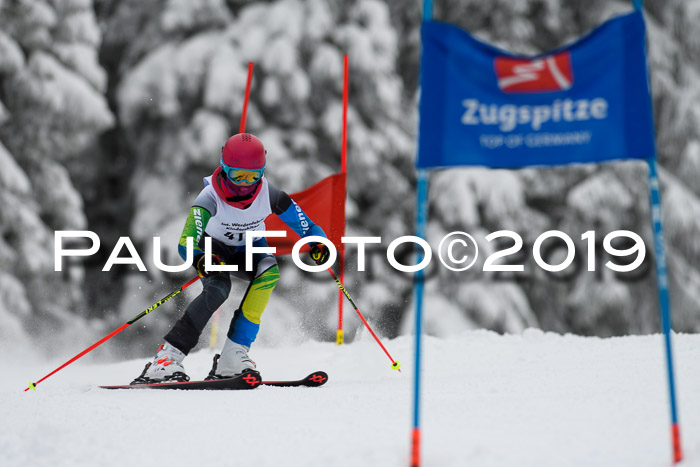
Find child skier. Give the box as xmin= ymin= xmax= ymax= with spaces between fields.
xmin=132 ymin=133 xmax=330 ymax=384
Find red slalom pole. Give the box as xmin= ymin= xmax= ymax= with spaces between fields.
xmin=326 ymin=268 xmax=400 ymax=371
xmin=239 ymin=62 xmax=254 ymax=133
xmin=337 ymin=54 xmax=349 ymax=345
xmin=341 ymin=55 xmax=348 ymax=176
xmin=24 ymin=276 xmax=199 ymax=391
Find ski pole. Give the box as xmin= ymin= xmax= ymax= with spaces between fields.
xmin=24 ymin=276 xmax=200 ymax=392
xmin=326 ymin=268 xmax=401 ymax=371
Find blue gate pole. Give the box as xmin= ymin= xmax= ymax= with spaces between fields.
xmin=647 ymin=157 xmax=683 ymax=463
xmin=411 ymin=2 xmax=432 ymax=466
xmin=411 ymin=170 xmax=428 ymax=467
xmin=633 ymin=0 xmax=681 ymax=461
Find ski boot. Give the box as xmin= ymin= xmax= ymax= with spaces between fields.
xmin=131 ymin=342 xmax=190 ymax=384
xmin=205 ymin=339 xmax=257 ymax=380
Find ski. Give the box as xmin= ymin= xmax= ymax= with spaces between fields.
xmin=262 ymin=371 xmax=328 ymax=388
xmin=100 ymin=371 xmax=261 ymax=390
xmin=99 ymin=371 xmax=328 ymax=390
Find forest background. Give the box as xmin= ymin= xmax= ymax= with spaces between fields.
xmin=2 ymin=0 xmax=699 ymax=359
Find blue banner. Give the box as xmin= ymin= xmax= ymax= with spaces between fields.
xmin=417 ymin=11 xmax=656 ymax=169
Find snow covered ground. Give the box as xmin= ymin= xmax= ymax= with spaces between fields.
xmin=5 ymin=329 xmax=700 ymax=467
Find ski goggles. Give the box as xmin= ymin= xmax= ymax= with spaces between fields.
xmin=220 ymin=158 xmax=265 ymax=185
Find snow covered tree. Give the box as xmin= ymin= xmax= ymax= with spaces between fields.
xmin=0 ymin=0 xmax=113 ymax=353
xmin=4 ymin=0 xmax=700 ymax=357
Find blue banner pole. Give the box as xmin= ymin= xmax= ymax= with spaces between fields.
xmin=637 ymin=0 xmax=681 ymax=459
xmin=411 ymin=170 xmax=428 ymax=467
xmin=647 ymin=157 xmax=683 ymax=463
xmin=411 ymin=3 xmax=432 ymax=467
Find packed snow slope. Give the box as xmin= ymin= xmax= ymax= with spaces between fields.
xmin=5 ymin=330 xmax=700 ymax=467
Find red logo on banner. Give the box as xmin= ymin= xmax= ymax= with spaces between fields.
xmin=494 ymin=52 xmax=573 ymax=93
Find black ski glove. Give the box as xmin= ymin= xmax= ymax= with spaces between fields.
xmin=194 ymin=254 xmax=224 ymax=278
xmin=309 ymin=243 xmax=331 ymax=265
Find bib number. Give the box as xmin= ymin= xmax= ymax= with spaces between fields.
xmin=224 ymin=232 xmax=244 ymax=242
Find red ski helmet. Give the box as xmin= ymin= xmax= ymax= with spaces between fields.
xmin=221 ymin=133 xmax=266 ymax=170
